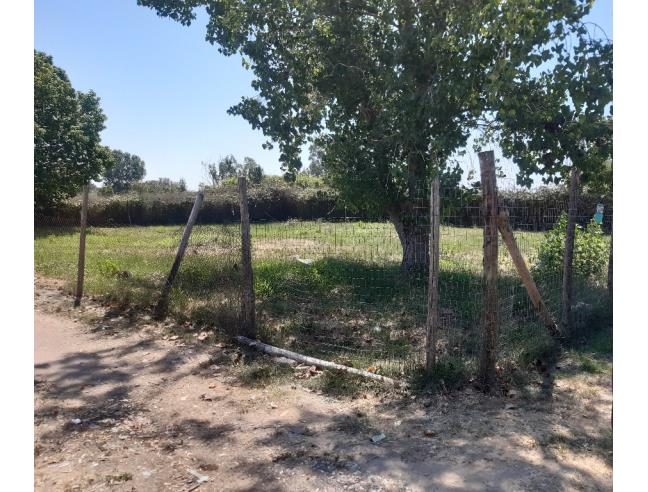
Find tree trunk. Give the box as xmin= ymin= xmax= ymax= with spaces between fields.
xmin=390 ymin=207 xmax=430 ymax=272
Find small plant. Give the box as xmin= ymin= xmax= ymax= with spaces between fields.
xmin=533 ymin=213 xmax=609 ymax=282
xmin=96 ymin=259 xmax=120 ymax=278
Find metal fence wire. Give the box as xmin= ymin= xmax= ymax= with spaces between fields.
xmin=34 ymin=176 xmax=611 ymax=381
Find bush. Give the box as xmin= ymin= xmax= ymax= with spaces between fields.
xmin=533 ymin=213 xmax=609 ymax=281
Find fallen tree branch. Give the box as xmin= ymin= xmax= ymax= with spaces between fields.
xmin=235 ymin=336 xmax=406 ymax=387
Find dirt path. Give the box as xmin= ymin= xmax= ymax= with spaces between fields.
xmin=35 ymin=281 xmax=612 ymax=491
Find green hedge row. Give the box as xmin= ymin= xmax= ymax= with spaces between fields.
xmin=35 ymin=182 xmax=343 ymax=227
xmin=35 ymin=182 xmax=612 ymax=232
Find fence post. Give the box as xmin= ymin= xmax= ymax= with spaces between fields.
xmin=478 ymin=151 xmax=499 ymax=391
xmin=238 ymin=176 xmax=256 ymax=337
xmin=154 ymin=190 xmax=204 ymax=320
xmin=74 ymin=185 xmax=90 ymax=307
xmin=561 ymin=168 xmax=581 ymax=333
xmin=607 ymin=232 xmax=613 ymax=298
xmin=425 ymin=176 xmax=441 ymax=371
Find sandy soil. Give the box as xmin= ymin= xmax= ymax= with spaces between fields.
xmin=34 ymin=278 xmax=612 ymax=491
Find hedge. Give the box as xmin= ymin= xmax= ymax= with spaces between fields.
xmin=34 ymin=182 xmax=612 ymax=233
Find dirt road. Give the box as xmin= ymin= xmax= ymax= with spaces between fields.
xmin=34 ymin=282 xmax=612 ymax=491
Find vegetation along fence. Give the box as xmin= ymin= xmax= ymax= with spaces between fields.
xmin=34 ymin=154 xmax=612 ymax=388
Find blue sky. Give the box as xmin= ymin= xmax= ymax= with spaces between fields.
xmin=35 ymin=0 xmax=612 ymax=190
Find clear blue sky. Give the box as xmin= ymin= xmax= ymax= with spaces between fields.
xmin=35 ymin=0 xmax=612 ymax=190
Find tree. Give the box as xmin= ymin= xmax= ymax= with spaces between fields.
xmin=35 ymin=51 xmax=113 ymax=210
xmin=205 ymin=155 xmax=264 ymax=185
xmin=218 ymin=154 xmax=239 ymax=181
xmin=305 ymin=144 xmax=325 ymax=177
xmin=103 ymin=150 xmax=146 ymax=192
xmin=139 ymin=0 xmax=593 ymax=270
xmin=243 ymin=157 xmax=265 ymax=184
xmin=492 ymin=35 xmax=612 ymax=188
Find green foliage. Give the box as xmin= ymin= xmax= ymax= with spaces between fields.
xmin=243 ymin=157 xmax=265 ymax=184
xmin=304 ymin=144 xmax=325 ymax=177
xmin=204 ymin=155 xmax=265 ymax=185
xmin=493 ymin=28 xmax=612 ymax=187
xmin=138 ymin=0 xmax=593 ymax=268
xmin=131 ymin=177 xmax=187 ymax=193
xmin=97 ymin=259 xmax=120 ymax=278
xmin=103 ymin=150 xmax=146 ymax=192
xmin=34 ymin=51 xmax=113 ymax=210
xmin=533 ymin=213 xmax=609 ymax=281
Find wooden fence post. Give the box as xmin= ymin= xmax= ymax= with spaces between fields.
xmin=497 ymin=209 xmax=559 ymax=337
xmin=478 ymin=151 xmax=499 ymax=391
xmin=426 ymin=176 xmax=441 ymax=371
xmin=561 ymin=168 xmax=581 ymax=333
xmin=607 ymin=232 xmax=613 ymax=298
xmin=154 ymin=190 xmax=204 ymax=320
xmin=238 ymin=176 xmax=256 ymax=337
xmin=74 ymin=185 xmax=89 ymax=307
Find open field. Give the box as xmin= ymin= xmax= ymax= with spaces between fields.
xmin=35 ymin=221 xmax=609 ymax=380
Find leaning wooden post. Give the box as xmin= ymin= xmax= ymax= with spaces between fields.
xmin=425 ymin=176 xmax=441 ymax=371
xmin=74 ymin=185 xmax=90 ymax=307
xmin=238 ymin=176 xmax=256 ymax=337
xmin=154 ymin=190 xmax=204 ymax=320
xmin=561 ymin=168 xmax=581 ymax=333
xmin=497 ymin=209 xmax=559 ymax=337
xmin=478 ymin=151 xmax=499 ymax=391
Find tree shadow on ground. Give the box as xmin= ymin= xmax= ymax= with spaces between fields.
xmin=35 ymin=313 xmax=612 ymax=492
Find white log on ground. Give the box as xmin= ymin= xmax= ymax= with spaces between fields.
xmin=236 ymin=336 xmax=406 ymax=387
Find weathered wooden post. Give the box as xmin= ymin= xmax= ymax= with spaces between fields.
xmin=154 ymin=190 xmax=205 ymax=320
xmin=425 ymin=176 xmax=441 ymax=371
xmin=607 ymin=232 xmax=613 ymax=298
xmin=74 ymin=185 xmax=89 ymax=307
xmin=497 ymin=208 xmax=559 ymax=337
xmin=238 ymin=176 xmax=256 ymax=337
xmin=478 ymin=151 xmax=499 ymax=391
xmin=561 ymin=168 xmax=581 ymax=333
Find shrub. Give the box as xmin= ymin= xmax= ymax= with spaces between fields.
xmin=97 ymin=259 xmax=120 ymax=278
xmin=533 ymin=213 xmax=609 ymax=281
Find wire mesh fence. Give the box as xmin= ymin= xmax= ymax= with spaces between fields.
xmin=34 ymin=207 xmax=243 ymax=335
xmin=34 ymin=174 xmax=612 ymax=382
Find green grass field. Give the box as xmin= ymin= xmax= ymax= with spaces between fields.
xmin=34 ymin=221 xmax=609 ymax=377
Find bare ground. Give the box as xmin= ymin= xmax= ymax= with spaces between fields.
xmin=34 ymin=278 xmax=612 ymax=491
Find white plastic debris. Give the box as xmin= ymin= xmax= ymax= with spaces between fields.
xmin=188 ymin=468 xmax=209 ymax=484
xmin=370 ymin=433 xmax=386 ymax=444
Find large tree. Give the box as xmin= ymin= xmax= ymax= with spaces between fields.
xmin=34 ymin=51 xmax=113 ymax=210
xmin=103 ymin=150 xmax=147 ymax=192
xmin=139 ymin=0 xmax=593 ymax=270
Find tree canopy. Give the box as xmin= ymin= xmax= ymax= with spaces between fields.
xmin=139 ymin=0 xmax=599 ymax=269
xmin=491 ymin=33 xmax=612 ymax=188
xmin=205 ymin=155 xmax=265 ymax=185
xmin=35 ymin=51 xmax=113 ymax=210
xmin=103 ymin=150 xmax=147 ymax=192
